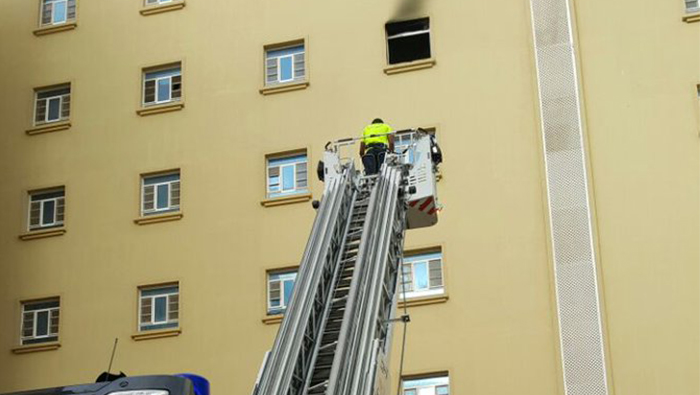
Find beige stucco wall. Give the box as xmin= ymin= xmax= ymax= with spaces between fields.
xmin=574 ymin=0 xmax=700 ymax=393
xmin=0 ymin=0 xmax=696 ymax=395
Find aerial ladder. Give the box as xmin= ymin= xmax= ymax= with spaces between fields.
xmin=252 ymin=129 xmax=443 ymax=395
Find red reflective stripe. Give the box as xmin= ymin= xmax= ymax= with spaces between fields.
xmin=409 ymin=200 xmax=419 ymax=207
xmin=428 ymin=207 xmax=437 ymax=215
xmin=419 ymin=197 xmax=433 ymax=211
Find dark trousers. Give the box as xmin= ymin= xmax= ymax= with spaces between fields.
xmin=362 ymin=144 xmax=388 ymax=175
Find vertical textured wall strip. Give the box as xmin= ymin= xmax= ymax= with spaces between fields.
xmin=528 ymin=0 xmax=610 ymax=394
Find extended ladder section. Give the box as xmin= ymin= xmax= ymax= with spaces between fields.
xmin=253 ymin=130 xmax=442 ymax=395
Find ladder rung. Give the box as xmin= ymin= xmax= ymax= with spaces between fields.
xmin=308 ymin=380 xmax=329 ymax=392
xmin=332 ymin=295 xmax=348 ymax=303
xmin=319 ymin=340 xmax=338 ymax=351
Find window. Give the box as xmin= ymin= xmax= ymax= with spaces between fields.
xmin=40 ymin=0 xmax=76 ymax=26
xmin=400 ymin=251 xmax=444 ymax=299
xmin=394 ymin=131 xmax=418 ymax=163
xmin=34 ymin=85 xmax=70 ymax=125
xmin=386 ymin=18 xmax=431 ymax=65
xmin=28 ymin=188 xmax=65 ymax=230
xmin=145 ymin=0 xmax=174 ymax=5
xmin=139 ymin=284 xmax=179 ymax=331
xmin=141 ymin=172 xmax=180 ymax=216
xmin=402 ymin=375 xmax=449 ymax=395
xmin=21 ymin=299 xmax=60 ymax=345
xmin=143 ymin=65 xmax=182 ymax=106
xmin=267 ymin=270 xmax=297 ymax=315
xmin=394 ymin=129 xmax=438 ymax=165
xmin=687 ymin=0 xmax=699 ymax=12
xmin=265 ymin=44 xmax=305 ymax=86
xmin=267 ymin=154 xmax=308 ymax=198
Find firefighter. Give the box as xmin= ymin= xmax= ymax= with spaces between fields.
xmin=360 ymin=118 xmax=394 ymax=175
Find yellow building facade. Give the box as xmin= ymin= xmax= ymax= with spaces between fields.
xmin=0 ymin=0 xmax=698 ymax=395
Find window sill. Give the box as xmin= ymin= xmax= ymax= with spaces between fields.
xmin=134 ymin=212 xmax=183 ymax=225
xmin=398 ymin=294 xmax=448 ymax=308
xmin=19 ymin=227 xmax=66 ymax=241
xmin=12 ymin=342 xmax=61 ymax=354
xmin=259 ymin=81 xmax=309 ymax=96
xmin=136 ymin=102 xmax=184 ymax=116
xmin=384 ymin=58 xmax=436 ymax=75
xmin=131 ymin=328 xmax=181 ymax=341
xmin=26 ymin=121 xmax=71 ymax=136
xmin=682 ymin=11 xmax=700 ymax=23
xmin=262 ymin=314 xmax=284 ymax=325
xmin=140 ymin=1 xmax=186 ymax=16
xmin=261 ymin=193 xmax=312 ymax=207
xmin=33 ymin=22 xmax=77 ymax=36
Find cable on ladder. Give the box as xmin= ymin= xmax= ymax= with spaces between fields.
xmin=395 ymin=255 xmax=410 ymax=395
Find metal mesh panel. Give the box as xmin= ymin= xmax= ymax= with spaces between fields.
xmin=528 ymin=0 xmax=609 ymax=393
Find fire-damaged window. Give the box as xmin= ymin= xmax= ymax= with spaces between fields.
xmin=385 ymin=18 xmax=431 ymax=65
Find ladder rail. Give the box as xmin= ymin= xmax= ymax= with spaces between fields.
xmin=328 ymin=165 xmax=407 ymax=395
xmin=325 ymin=176 xmax=383 ymax=395
xmin=256 ymin=164 xmax=355 ymax=395
xmin=301 ymin=187 xmax=360 ymax=395
xmin=348 ymin=166 xmax=403 ymax=395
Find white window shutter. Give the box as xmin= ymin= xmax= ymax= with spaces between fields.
xmin=435 ymin=385 xmax=449 ymax=395
xmin=29 ymin=201 xmax=41 ymax=228
xmin=56 ymin=197 xmax=65 ymax=223
xmin=41 ymin=1 xmax=53 ymax=25
xmin=269 ymin=280 xmax=281 ymax=306
xmin=168 ymin=293 xmax=179 ymax=321
xmin=268 ymin=166 xmax=280 ymax=190
xmin=140 ymin=297 xmax=152 ymax=324
xmin=49 ymin=309 xmax=60 ymax=335
xmin=170 ymin=181 xmax=180 ymax=208
xmin=296 ymin=162 xmax=307 ymax=188
xmin=143 ymin=185 xmax=155 ymax=212
xmin=266 ymin=58 xmax=278 ymax=84
xmin=171 ymin=75 xmax=182 ymax=100
xmin=35 ymin=99 xmax=47 ymax=124
xmin=61 ymin=94 xmax=70 ymax=119
xmin=144 ymin=80 xmax=156 ymax=104
xmin=429 ymin=259 xmax=443 ymax=288
xmin=293 ymin=52 xmax=305 ymax=79
xmin=22 ymin=311 xmax=34 ymax=339
xmin=67 ymin=0 xmax=76 ymax=20
xmin=402 ymin=264 xmax=414 ymax=292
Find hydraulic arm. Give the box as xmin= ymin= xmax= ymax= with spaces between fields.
xmin=253 ymin=129 xmax=442 ymax=395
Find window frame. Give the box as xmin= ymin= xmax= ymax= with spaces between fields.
xmin=267 ymin=270 xmax=298 ymax=315
xmin=686 ymin=0 xmax=700 ymax=13
xmin=20 ymin=298 xmax=60 ymax=345
xmin=33 ymin=85 xmax=71 ymax=126
xmin=142 ymin=65 xmax=182 ymax=107
xmin=400 ymin=250 xmax=444 ymax=300
xmin=145 ymin=0 xmax=173 ymax=5
xmin=402 ymin=374 xmax=450 ymax=395
xmin=394 ymin=128 xmax=437 ymax=167
xmin=28 ymin=188 xmax=65 ymax=231
xmin=385 ymin=17 xmax=432 ymax=66
xmin=266 ymin=153 xmax=309 ymax=198
xmin=264 ymin=43 xmax=306 ymax=86
xmin=39 ymin=0 xmax=75 ymax=26
xmin=140 ymin=171 xmax=181 ymax=216
xmin=138 ymin=284 xmax=180 ymax=332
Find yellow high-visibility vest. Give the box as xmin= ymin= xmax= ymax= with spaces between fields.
xmin=362 ymin=123 xmax=392 ymax=145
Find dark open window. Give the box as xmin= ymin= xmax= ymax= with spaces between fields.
xmin=385 ymin=18 xmax=431 ymax=65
